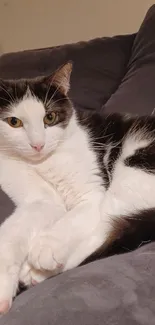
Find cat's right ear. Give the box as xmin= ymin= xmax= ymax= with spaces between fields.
xmin=45 ymin=62 xmax=73 ymax=96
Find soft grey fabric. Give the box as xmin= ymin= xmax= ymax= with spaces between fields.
xmin=0 ymin=243 xmax=155 ymax=325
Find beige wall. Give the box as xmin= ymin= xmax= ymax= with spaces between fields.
xmin=0 ymin=0 xmax=154 ymax=53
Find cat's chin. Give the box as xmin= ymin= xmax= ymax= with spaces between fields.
xmin=21 ymin=151 xmax=52 ymax=164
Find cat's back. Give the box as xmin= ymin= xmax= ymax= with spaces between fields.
xmin=98 ymin=113 xmax=155 ymax=217
xmin=80 ymin=110 xmax=155 ymax=167
xmin=76 ymin=110 xmax=155 ymax=189
xmin=77 ymin=109 xmax=155 ymax=146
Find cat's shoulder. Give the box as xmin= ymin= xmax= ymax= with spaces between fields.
xmin=75 ymin=109 xmax=155 ymax=140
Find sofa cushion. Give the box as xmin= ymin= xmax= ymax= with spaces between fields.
xmin=0 ymin=35 xmax=134 ymax=111
xmin=104 ymin=5 xmax=155 ymax=116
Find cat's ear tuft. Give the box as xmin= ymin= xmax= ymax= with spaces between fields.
xmin=50 ymin=62 xmax=73 ymax=95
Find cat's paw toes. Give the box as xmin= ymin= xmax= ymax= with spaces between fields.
xmin=19 ymin=260 xmax=52 ymax=288
xmin=30 ymin=268 xmax=53 ymax=284
xmin=28 ymin=236 xmax=64 ymax=273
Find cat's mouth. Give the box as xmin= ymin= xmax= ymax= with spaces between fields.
xmin=30 ymin=151 xmax=46 ymax=161
xmin=22 ymin=148 xmax=53 ymax=165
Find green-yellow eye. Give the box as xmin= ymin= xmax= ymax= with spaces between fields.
xmin=44 ymin=112 xmax=57 ymax=126
xmin=5 ymin=117 xmax=23 ymax=128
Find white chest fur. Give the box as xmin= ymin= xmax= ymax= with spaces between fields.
xmin=0 ymin=121 xmax=103 ymax=212
xmin=36 ymin=126 xmax=103 ymax=210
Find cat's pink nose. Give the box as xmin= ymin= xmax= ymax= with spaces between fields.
xmin=31 ymin=144 xmax=44 ymax=152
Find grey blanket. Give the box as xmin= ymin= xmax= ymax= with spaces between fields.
xmin=0 ymin=243 xmax=154 ymax=325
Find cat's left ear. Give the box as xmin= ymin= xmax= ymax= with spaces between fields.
xmin=47 ymin=62 xmax=73 ymax=96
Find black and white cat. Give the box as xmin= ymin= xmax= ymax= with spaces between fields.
xmin=0 ymin=62 xmax=155 ymax=313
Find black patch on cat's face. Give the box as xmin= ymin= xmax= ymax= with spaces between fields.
xmin=0 ymin=77 xmax=73 ymax=127
xmin=30 ymin=79 xmax=73 ymax=127
xmin=0 ymin=79 xmax=27 ymax=110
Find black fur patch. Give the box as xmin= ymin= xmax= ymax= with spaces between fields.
xmin=82 ymin=208 xmax=155 ymax=265
xmin=76 ymin=112 xmax=155 ymax=186
xmin=0 ymin=79 xmax=27 ymax=110
xmin=76 ymin=111 xmax=135 ymax=187
xmin=125 ymin=143 xmax=155 ymax=173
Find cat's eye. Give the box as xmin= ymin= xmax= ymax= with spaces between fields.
xmin=5 ymin=117 xmax=23 ymax=128
xmin=44 ymin=112 xmax=57 ymax=126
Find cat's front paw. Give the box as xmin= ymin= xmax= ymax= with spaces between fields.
xmin=28 ymin=236 xmax=65 ymax=274
xmin=19 ymin=260 xmax=54 ymax=288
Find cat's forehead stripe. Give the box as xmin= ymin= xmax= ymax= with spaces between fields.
xmin=0 ymin=79 xmax=67 ymax=112
xmin=11 ymin=96 xmax=46 ymax=118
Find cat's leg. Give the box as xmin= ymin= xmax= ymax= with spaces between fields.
xmin=0 ymin=159 xmax=66 ymax=312
xmin=28 ymin=192 xmax=109 ymax=272
xmin=0 ymin=206 xmax=30 ymax=313
xmin=0 ymin=199 xmax=65 ymax=314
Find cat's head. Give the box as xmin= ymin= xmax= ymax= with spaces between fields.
xmin=0 ymin=62 xmax=73 ymax=162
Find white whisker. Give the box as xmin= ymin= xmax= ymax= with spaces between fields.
xmin=45 ymin=79 xmax=67 ymax=107
xmin=47 ymin=97 xmax=68 ymax=109
xmin=44 ymin=82 xmax=53 ymax=106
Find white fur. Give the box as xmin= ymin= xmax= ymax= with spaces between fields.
xmin=0 ymin=94 xmax=154 ymax=312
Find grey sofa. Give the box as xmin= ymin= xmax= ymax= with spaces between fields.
xmin=0 ymin=5 xmax=155 ymax=325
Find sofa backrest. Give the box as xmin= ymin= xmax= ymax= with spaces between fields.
xmin=0 ymin=34 xmax=134 ymax=112
xmin=1 ymin=6 xmax=155 ymax=116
